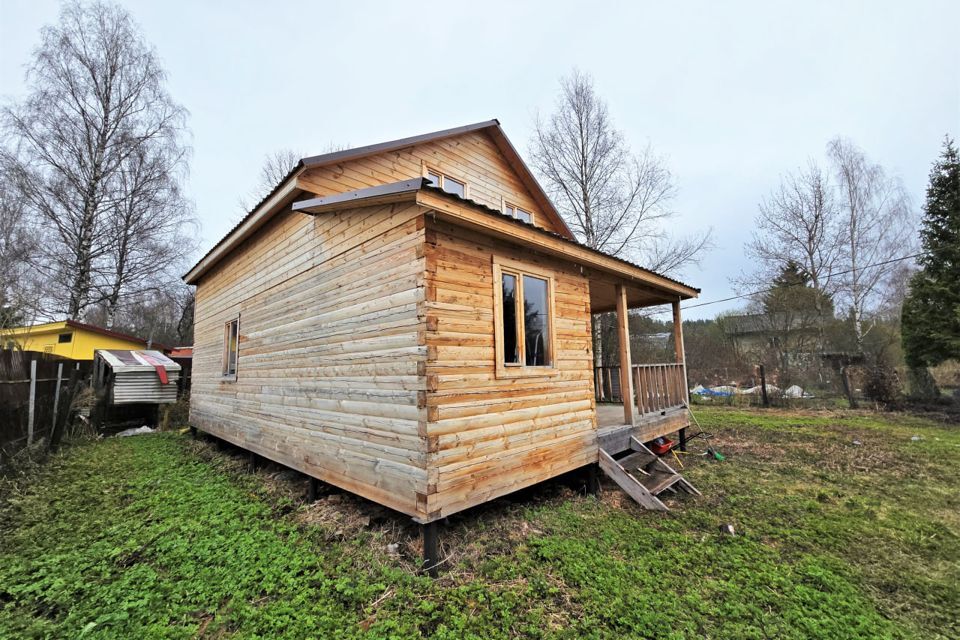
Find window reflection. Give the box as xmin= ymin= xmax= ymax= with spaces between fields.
xmin=443 ymin=177 xmax=465 ymax=198
xmin=522 ymin=275 xmax=549 ymax=366
xmin=501 ymin=273 xmax=519 ymax=364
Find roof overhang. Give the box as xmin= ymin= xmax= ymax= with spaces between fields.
xmin=184 ymin=172 xmax=303 ymax=284
xmin=294 ymin=180 xmax=699 ymax=301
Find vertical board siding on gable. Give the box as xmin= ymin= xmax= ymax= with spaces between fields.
xmin=190 ymin=202 xmax=429 ymax=517
xmin=422 ymin=218 xmax=597 ymax=519
xmin=297 ymin=130 xmax=568 ymax=236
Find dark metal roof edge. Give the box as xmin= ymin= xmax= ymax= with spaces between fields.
xmin=300 ymin=120 xmax=501 ymax=168
xmin=291 ymin=178 xmax=698 ymax=296
xmin=292 ymin=179 xmax=425 ymax=213
xmin=182 ymin=163 xmax=303 ymax=282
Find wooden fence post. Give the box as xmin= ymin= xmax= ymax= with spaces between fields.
xmin=51 ymin=362 xmax=63 ymax=434
xmin=759 ymin=364 xmax=770 ymax=408
xmin=49 ymin=368 xmax=80 ymax=452
xmin=27 ymin=359 xmax=37 ymax=445
xmin=841 ymin=366 xmax=858 ymax=409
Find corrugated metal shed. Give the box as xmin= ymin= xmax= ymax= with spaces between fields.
xmin=94 ymin=350 xmax=181 ymax=405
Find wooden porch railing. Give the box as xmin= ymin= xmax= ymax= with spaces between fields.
xmin=594 ymin=363 xmax=688 ymax=416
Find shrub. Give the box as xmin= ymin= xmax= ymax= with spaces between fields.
xmin=863 ymin=364 xmax=902 ymax=409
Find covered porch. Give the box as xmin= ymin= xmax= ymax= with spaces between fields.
xmin=587 ymin=277 xmax=694 ymax=453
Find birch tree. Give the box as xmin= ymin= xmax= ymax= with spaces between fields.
xmin=0 ymin=173 xmax=40 ymax=328
xmin=827 ymin=137 xmax=914 ymax=349
xmin=531 ymin=70 xmax=711 ymax=367
xmin=530 ymin=70 xmax=710 ymax=272
xmin=1 ymin=1 xmax=191 ymax=320
xmin=98 ymin=143 xmax=195 ymax=327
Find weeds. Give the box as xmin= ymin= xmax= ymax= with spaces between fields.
xmin=0 ymin=408 xmax=957 ymax=639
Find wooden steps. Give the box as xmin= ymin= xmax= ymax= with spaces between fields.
xmin=598 ymin=437 xmax=700 ymax=511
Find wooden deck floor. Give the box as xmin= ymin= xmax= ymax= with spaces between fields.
xmin=596 ymin=403 xmax=631 ymax=428
xmin=595 ymin=403 xmax=690 ymax=453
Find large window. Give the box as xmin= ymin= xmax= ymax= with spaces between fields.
xmin=493 ymin=258 xmax=556 ymax=376
xmin=424 ymin=166 xmax=467 ymax=198
xmin=222 ymin=317 xmax=239 ymax=378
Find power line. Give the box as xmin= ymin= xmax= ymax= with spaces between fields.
xmin=681 ymin=252 xmax=922 ymax=311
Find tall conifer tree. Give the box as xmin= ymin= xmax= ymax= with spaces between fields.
xmin=902 ymin=137 xmax=960 ymax=367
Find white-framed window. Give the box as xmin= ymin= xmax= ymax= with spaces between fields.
xmin=492 ymin=257 xmax=557 ymax=378
xmin=222 ymin=317 xmax=239 ymax=378
xmin=423 ymin=166 xmax=467 ymax=198
xmin=503 ymin=201 xmax=533 ymax=224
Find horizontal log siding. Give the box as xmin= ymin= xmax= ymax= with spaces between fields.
xmin=297 ymin=130 xmax=567 ymax=236
xmin=422 ymin=218 xmax=597 ymax=519
xmin=191 ymin=202 xmax=428 ymax=517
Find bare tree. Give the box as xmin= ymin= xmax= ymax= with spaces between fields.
xmin=237 ymin=143 xmax=346 ymax=216
xmin=741 ymin=161 xmax=843 ymax=294
xmin=0 ymin=173 xmax=41 ymax=328
xmin=531 ymin=69 xmax=710 ymax=273
xmin=97 ymin=144 xmax=196 ymax=327
xmin=827 ymin=137 xmax=914 ymax=348
xmin=737 ymin=161 xmax=843 ymax=360
xmin=238 ymin=148 xmax=303 ymax=213
xmin=1 ymin=1 xmax=191 ymax=320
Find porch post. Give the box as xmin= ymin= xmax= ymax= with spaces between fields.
xmin=673 ymin=299 xmax=689 ymax=451
xmin=616 ymin=284 xmax=635 ymax=425
xmin=671 ymin=299 xmax=686 ymax=366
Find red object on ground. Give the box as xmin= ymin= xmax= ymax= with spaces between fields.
xmin=648 ymin=437 xmax=675 ymax=455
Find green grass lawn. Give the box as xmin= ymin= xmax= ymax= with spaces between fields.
xmin=1 ymin=408 xmax=957 ymax=639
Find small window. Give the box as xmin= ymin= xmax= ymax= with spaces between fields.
xmin=423 ymin=167 xmax=467 ymax=198
xmin=443 ymin=176 xmax=465 ymax=198
xmin=58 ymin=333 xmax=73 ymax=343
xmin=493 ymin=258 xmax=555 ymax=375
xmin=504 ymin=202 xmax=532 ymax=224
xmin=222 ymin=318 xmax=239 ymax=378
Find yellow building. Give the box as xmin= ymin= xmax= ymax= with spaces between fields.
xmin=1 ymin=320 xmax=164 ymax=360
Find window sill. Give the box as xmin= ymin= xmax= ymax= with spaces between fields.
xmin=221 ymin=374 xmax=237 ymax=383
xmin=495 ymin=366 xmax=560 ymax=380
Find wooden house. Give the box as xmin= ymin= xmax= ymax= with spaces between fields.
xmin=184 ymin=120 xmax=699 ymax=571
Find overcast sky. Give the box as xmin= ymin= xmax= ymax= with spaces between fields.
xmin=2 ymin=0 xmax=958 ymax=319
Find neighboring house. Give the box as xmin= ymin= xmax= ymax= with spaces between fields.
xmin=184 ymin=120 xmax=699 ymax=567
xmin=1 ymin=319 xmax=166 ymax=360
xmin=722 ymin=312 xmax=822 ymax=367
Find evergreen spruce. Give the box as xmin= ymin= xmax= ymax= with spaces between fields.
xmin=902 ymin=137 xmax=960 ymax=368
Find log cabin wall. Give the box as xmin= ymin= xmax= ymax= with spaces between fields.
xmin=422 ymin=217 xmax=598 ymax=520
xmin=297 ymin=130 xmax=568 ymax=236
xmin=190 ymin=201 xmax=429 ymax=517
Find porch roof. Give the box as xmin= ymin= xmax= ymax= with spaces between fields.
xmin=293 ymin=179 xmax=700 ymax=308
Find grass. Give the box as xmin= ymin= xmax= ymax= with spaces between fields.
xmin=0 ymin=408 xmax=957 ymax=639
